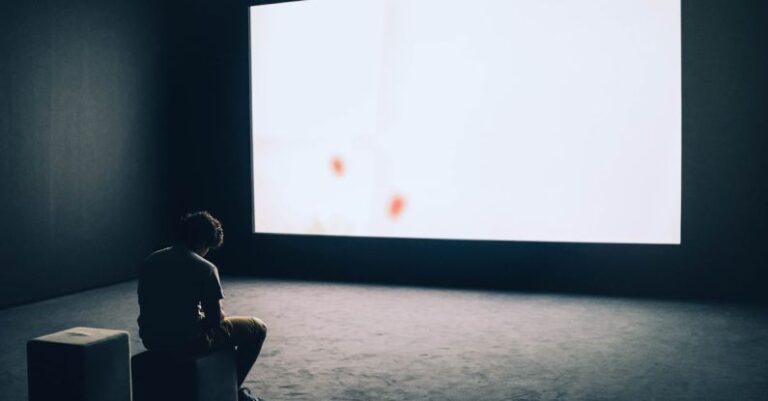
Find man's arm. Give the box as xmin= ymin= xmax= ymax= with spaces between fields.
xmin=201 ymin=299 xmax=225 ymax=329
xmin=201 ymin=264 xmax=226 ymax=329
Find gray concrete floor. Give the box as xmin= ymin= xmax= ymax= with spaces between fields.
xmin=1 ymin=278 xmax=767 ymax=400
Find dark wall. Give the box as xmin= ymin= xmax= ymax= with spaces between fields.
xmin=164 ymin=0 xmax=254 ymax=268
xmin=0 ymin=0 xmax=169 ymax=308
xmin=167 ymin=0 xmax=767 ymax=302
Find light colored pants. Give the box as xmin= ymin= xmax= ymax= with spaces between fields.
xmin=202 ymin=316 xmax=268 ymax=386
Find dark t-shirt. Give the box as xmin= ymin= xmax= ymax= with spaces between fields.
xmin=137 ymin=245 xmax=224 ymax=348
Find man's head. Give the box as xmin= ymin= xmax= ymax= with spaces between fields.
xmin=178 ymin=211 xmax=223 ymax=256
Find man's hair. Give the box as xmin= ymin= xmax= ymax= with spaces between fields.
xmin=178 ymin=211 xmax=224 ymax=251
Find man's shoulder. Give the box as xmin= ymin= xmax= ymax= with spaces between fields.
xmin=189 ymin=250 xmax=218 ymax=273
xmin=144 ymin=246 xmax=173 ymax=261
xmin=142 ymin=246 xmax=216 ymax=272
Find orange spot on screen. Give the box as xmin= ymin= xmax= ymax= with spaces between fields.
xmin=331 ymin=156 xmax=344 ymax=177
xmin=389 ymin=195 xmax=405 ymax=219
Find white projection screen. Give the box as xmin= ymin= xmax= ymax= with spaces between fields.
xmin=249 ymin=0 xmax=681 ymax=244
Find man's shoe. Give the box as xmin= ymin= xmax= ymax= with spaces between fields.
xmin=239 ymin=387 xmax=266 ymax=401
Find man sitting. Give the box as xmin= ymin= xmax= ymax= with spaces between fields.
xmin=137 ymin=211 xmax=267 ymax=401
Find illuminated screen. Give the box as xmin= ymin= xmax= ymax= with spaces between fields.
xmin=249 ymin=0 xmax=681 ymax=244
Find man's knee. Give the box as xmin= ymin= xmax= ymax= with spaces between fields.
xmin=224 ymin=316 xmax=266 ymax=346
xmin=248 ymin=317 xmax=267 ymax=340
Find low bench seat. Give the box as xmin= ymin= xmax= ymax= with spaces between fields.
xmin=131 ymin=347 xmax=238 ymax=401
xmin=27 ymin=327 xmax=131 ymax=401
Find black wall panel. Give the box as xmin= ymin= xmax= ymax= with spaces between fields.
xmin=0 ymin=0 xmax=169 ymax=307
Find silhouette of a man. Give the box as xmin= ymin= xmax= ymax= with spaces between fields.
xmin=137 ymin=211 xmax=267 ymax=401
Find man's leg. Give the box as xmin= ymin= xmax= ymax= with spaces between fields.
xmin=221 ymin=316 xmax=267 ymax=386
